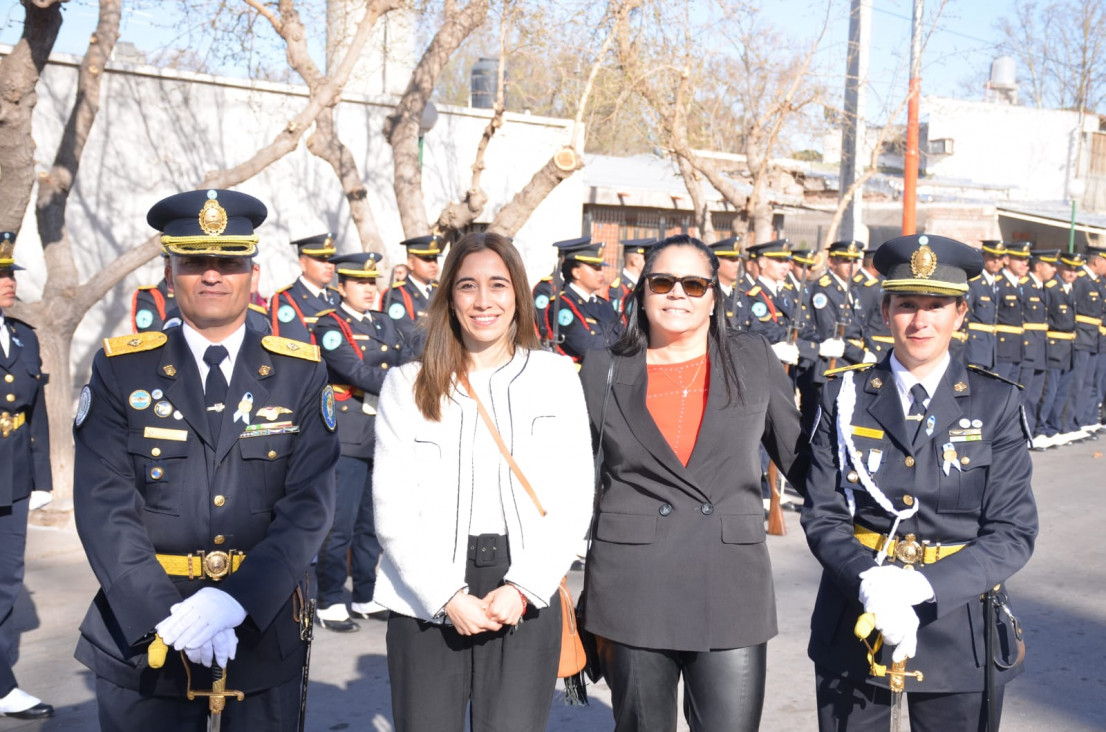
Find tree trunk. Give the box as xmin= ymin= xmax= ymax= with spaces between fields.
xmin=0 ymin=1 xmax=63 ymax=232
xmin=488 ymin=152 xmax=584 ymax=237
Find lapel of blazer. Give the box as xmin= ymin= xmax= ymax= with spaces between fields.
xmin=159 ymin=328 xmax=212 ymax=447
xmin=685 ymin=340 xmax=726 ymax=471
xmin=913 ymin=359 xmax=970 ymax=453
xmin=612 ymin=351 xmax=710 ymax=503
xmin=864 ymin=358 xmax=913 ymax=453
xmin=0 ymin=321 xmax=19 ymax=369
xmin=217 ymin=330 xmax=274 ymax=462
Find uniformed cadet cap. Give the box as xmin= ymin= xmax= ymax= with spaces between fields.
xmin=875 ymin=234 xmax=983 ymax=296
xmin=148 ymin=189 xmax=267 ymax=257
xmin=331 ymin=252 xmax=383 ymax=278
xmin=621 ymin=237 xmax=659 ymax=255
xmin=1005 ymin=241 xmax=1032 ymax=258
xmin=1084 ymin=245 xmax=1106 ymax=259
xmin=0 ymin=232 xmax=23 ymax=271
xmin=1060 ymin=251 xmax=1086 ymax=268
xmin=980 ymin=240 xmax=1008 ymax=257
xmin=828 ymin=240 xmax=865 ymax=259
xmin=554 ymin=236 xmax=606 ymax=265
xmin=708 ymin=236 xmax=743 ymax=259
xmin=1031 ymin=249 xmax=1060 ymax=263
xmin=292 ymin=233 xmax=337 ymax=257
xmin=791 ymin=248 xmax=817 ymax=266
xmin=401 ymin=235 xmax=442 ymax=257
xmin=747 ymin=239 xmax=792 ymax=260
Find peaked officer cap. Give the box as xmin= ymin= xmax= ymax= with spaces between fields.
xmin=1005 ymin=241 xmax=1032 ymax=258
xmin=747 ymin=239 xmax=793 ymax=260
xmin=332 ymin=252 xmax=383 ymax=278
xmin=875 ymin=234 xmax=982 ymax=296
xmin=401 ymin=235 xmax=442 ymax=257
xmin=292 ymin=232 xmax=337 ymax=257
xmin=621 ymin=237 xmax=659 ymax=255
xmin=0 ymin=232 xmax=23 ymax=271
xmin=709 ymin=236 xmax=744 ymax=259
xmin=828 ymin=240 xmax=866 ymax=259
xmin=1030 ymin=248 xmax=1060 ymax=263
xmin=980 ymin=240 xmax=1008 ymax=257
xmin=148 ymin=189 xmax=267 ymax=257
xmin=554 ymin=236 xmax=606 ymax=265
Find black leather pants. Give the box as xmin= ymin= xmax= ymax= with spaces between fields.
xmin=598 ymin=636 xmax=767 ymax=732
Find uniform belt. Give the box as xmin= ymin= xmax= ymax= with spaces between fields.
xmin=0 ymin=411 xmax=26 ymax=439
xmin=853 ymin=525 xmax=966 ymax=566
xmin=156 ymin=551 xmax=245 ymax=581
xmin=848 ymin=338 xmax=865 ymax=349
xmin=1075 ymin=315 xmax=1102 ymax=326
xmin=994 ymin=324 xmax=1024 ymax=334
xmin=967 ymin=323 xmax=995 ymax=333
xmin=1022 ymin=323 xmax=1047 ymax=331
xmin=1047 ymin=331 xmax=1076 ymax=340
xmin=871 ymin=335 xmax=894 ymax=344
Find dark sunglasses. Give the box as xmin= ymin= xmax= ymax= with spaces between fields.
xmin=645 ymin=273 xmax=715 ymax=298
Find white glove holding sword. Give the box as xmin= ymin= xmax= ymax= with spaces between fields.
xmin=858 ymin=565 xmax=935 ymax=663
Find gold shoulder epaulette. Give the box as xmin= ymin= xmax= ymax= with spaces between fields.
xmin=315 ymin=308 xmax=336 ymax=317
xmin=818 ymin=274 xmax=831 ymax=287
xmin=391 ymin=280 xmax=406 ymax=289
xmin=1046 ymin=279 xmax=1058 ymax=288
xmin=969 ymin=274 xmax=982 ymax=282
xmin=262 ymin=335 xmax=320 ymax=362
xmin=539 ymin=275 xmax=552 ymax=283
xmin=103 ymin=331 xmax=168 ymax=357
xmin=967 ymin=364 xmax=1023 ymax=389
xmin=136 ymin=284 xmax=159 ymax=291
xmin=824 ymin=362 xmax=875 ymax=379
xmin=1019 ymin=276 xmax=1030 ymax=284
xmin=747 ymin=285 xmax=762 ymax=297
xmin=273 ymin=284 xmax=293 ymax=295
xmin=248 ymin=303 xmax=267 ymax=314
xmin=610 ymin=276 xmax=622 ymax=288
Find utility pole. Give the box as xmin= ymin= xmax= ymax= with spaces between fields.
xmin=902 ymin=0 xmax=923 ymax=235
xmin=839 ymin=0 xmax=871 ymax=244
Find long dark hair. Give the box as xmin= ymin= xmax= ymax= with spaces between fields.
xmin=414 ymin=232 xmax=538 ymax=421
xmin=612 ymin=234 xmax=739 ymax=400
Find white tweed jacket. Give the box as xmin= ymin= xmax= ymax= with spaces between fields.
xmin=372 ymin=348 xmax=594 ymax=622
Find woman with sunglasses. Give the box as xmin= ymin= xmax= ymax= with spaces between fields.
xmin=579 ymin=234 xmax=806 ymax=732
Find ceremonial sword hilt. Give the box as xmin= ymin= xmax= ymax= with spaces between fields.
xmin=854 ymin=613 xmax=925 ymax=690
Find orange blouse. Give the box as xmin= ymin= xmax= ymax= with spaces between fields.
xmin=646 ymin=353 xmax=710 ymax=466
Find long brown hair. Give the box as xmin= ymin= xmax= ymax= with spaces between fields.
xmin=414 ymin=232 xmax=539 ymax=420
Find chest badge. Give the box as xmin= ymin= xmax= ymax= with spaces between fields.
xmin=256 ymin=405 xmax=292 ymax=421
xmin=129 ymin=390 xmax=152 ymax=410
xmin=233 ymin=392 xmax=254 ymax=424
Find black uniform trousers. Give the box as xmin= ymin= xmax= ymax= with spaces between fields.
xmin=1018 ymin=365 xmax=1047 ymax=436
xmin=0 ymin=497 xmax=29 ymax=696
xmin=1065 ymin=349 xmax=1095 ymax=431
xmin=385 ymin=534 xmax=561 ymax=732
xmin=815 ymin=664 xmax=1003 ymax=732
xmin=316 ymin=455 xmax=381 ymax=608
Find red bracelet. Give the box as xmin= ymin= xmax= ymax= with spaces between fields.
xmin=511 ymin=585 xmax=528 ymax=610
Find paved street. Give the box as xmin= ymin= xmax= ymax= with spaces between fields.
xmin=4 ymin=442 xmax=1105 ymax=731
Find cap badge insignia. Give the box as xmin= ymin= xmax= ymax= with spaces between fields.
xmin=910 ymin=245 xmax=937 ymax=279
xmin=199 ymin=197 xmax=228 ymax=236
xmin=258 ymin=365 xmax=272 ymax=376
xmin=954 ymin=381 xmax=967 ymax=392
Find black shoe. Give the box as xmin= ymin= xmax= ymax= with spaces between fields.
xmin=317 ymin=617 xmax=360 ymax=633
xmin=3 ymin=703 xmax=53 ymax=720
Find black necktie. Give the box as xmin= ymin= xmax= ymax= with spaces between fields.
xmin=908 ymin=383 xmax=928 ymax=441
xmin=204 ymin=345 xmax=229 ymax=441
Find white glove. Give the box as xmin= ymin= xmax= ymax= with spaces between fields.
xmin=156 ymin=588 xmax=246 ymax=652
xmin=183 ymin=629 xmax=238 ymax=668
xmin=862 ymin=350 xmax=878 ymax=364
xmin=28 ymin=491 xmax=53 ymax=511
xmin=867 ymin=598 xmax=919 ymax=662
xmin=818 ymin=339 xmax=845 ymax=358
xmin=859 ymin=565 xmax=935 ymax=607
xmin=771 ymin=342 xmax=799 ymax=365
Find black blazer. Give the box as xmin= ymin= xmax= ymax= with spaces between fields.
xmin=579 ymin=332 xmax=805 ymax=652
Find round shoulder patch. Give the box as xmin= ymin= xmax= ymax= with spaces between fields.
xmin=75 ymin=385 xmax=92 ymax=427
xmin=388 ymin=302 xmax=407 ymax=320
xmin=277 ymin=304 xmax=296 ymax=324
xmin=557 ymin=308 xmax=575 ymax=327
xmin=321 ymin=385 xmax=337 ymax=432
xmin=322 ymin=330 xmax=343 ymax=351
xmin=751 ymin=301 xmax=768 ymax=319
xmin=135 ymin=309 xmax=154 ymax=329
xmin=535 ymin=294 xmax=550 ymax=310
xmin=812 ymin=292 xmax=829 ymax=310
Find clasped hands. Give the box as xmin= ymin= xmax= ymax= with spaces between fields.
xmin=155 ymin=587 xmax=246 ymax=668
xmin=858 ymin=565 xmax=935 ymax=663
xmin=445 ymin=585 xmax=527 ymax=636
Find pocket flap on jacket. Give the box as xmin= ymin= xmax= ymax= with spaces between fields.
xmin=595 ymin=513 xmax=657 ymax=545
xmin=720 ymin=514 xmax=766 ymax=545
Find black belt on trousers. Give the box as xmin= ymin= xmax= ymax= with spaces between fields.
xmin=467 ymin=534 xmax=509 ymax=567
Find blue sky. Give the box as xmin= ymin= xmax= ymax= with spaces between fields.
xmin=1 ymin=0 xmax=1018 ymax=127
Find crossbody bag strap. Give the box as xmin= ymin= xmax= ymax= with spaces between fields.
xmin=459 ymin=373 xmax=547 ymax=517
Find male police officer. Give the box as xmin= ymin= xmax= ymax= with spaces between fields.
xmin=1038 ymin=252 xmax=1080 ymax=446
xmin=73 ymin=190 xmax=339 ymax=731
xmin=269 ymin=233 xmax=339 ymax=343
xmin=1022 ymin=250 xmax=1054 ymax=445
xmin=545 ymin=237 xmax=622 ymax=363
xmin=963 ymin=241 xmax=1004 ymax=369
xmin=993 ymin=241 xmax=1030 ymax=381
xmin=313 ymin=253 xmax=407 ymax=631
xmin=744 ymin=239 xmax=813 ymax=368
xmin=131 ymin=256 xmax=174 ymax=333
xmin=609 ymin=237 xmax=655 ymax=316
xmin=384 ymin=235 xmax=441 ymax=355
xmin=709 ymin=236 xmax=747 ymax=330
xmin=0 ymin=233 xmax=53 ymax=720
xmin=854 ymin=247 xmax=892 ymax=359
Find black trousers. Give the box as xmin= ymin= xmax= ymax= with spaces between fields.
xmin=95 ymin=674 xmax=302 ymax=732
xmin=597 ymin=636 xmax=767 ymax=732
xmin=385 ymin=534 xmax=561 ymax=732
xmin=317 ymin=455 xmax=380 ymax=607
xmin=0 ymin=497 xmax=29 ymax=696
xmin=815 ymin=665 xmax=1004 ymax=732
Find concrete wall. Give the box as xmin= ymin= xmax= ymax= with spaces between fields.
xmin=7 ymin=49 xmax=583 ymax=390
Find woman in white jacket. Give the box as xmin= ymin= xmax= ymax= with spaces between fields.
xmin=373 ymin=232 xmax=594 ymax=732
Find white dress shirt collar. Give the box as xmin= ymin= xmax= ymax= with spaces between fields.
xmin=181 ymin=322 xmax=246 ymax=385
xmin=889 ymin=350 xmax=950 ymax=417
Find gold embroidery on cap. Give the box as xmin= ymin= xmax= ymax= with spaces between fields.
xmin=199 ymin=199 xmax=228 ymax=236
xmin=910 ymin=245 xmax=937 ymax=279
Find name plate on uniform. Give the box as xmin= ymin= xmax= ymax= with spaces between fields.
xmin=948 ymin=428 xmax=982 ymax=442
xmin=852 ymin=426 xmax=885 ymax=440
xmin=144 ymin=426 xmax=189 ymax=442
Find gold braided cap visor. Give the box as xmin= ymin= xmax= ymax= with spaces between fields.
xmin=161 ymin=235 xmax=259 ymax=257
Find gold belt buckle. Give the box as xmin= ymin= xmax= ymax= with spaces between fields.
xmin=202 ymin=551 xmax=232 ymax=581
xmin=894 ymin=533 xmax=923 ymax=566
xmin=0 ymin=412 xmax=11 ymax=439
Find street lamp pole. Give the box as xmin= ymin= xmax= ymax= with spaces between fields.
xmin=1068 ymin=179 xmax=1085 ymax=254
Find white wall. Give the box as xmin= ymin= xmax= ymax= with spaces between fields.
xmin=9 ymin=50 xmax=583 ymax=388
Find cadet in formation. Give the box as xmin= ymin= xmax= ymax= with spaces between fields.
xmin=312 ymin=252 xmax=408 ymax=632
xmin=269 ymin=233 xmax=339 ymax=343
xmin=383 ymin=235 xmax=441 ymax=356
xmin=73 ymin=189 xmax=339 ymax=731
xmin=544 ymin=237 xmax=622 ymax=363
xmin=0 ymin=233 xmax=54 ymax=721
xmin=608 ymin=237 xmax=654 ymax=316
xmin=709 ymin=236 xmax=747 ymax=331
xmin=803 ymin=234 xmax=1036 ymax=731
